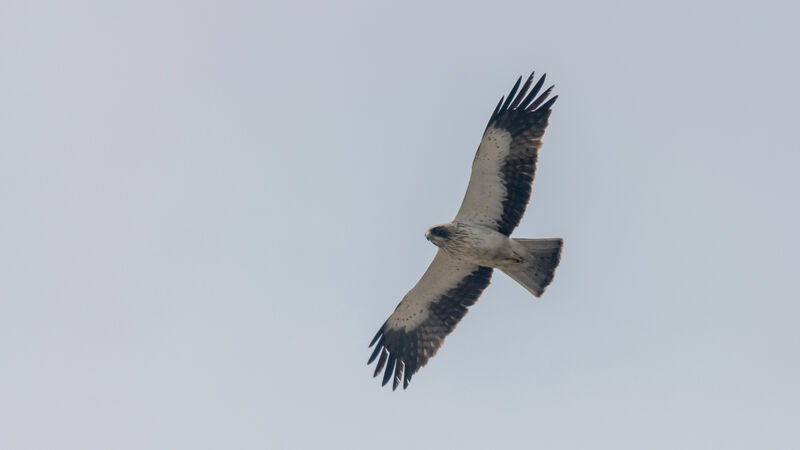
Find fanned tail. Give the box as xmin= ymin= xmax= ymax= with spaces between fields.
xmin=500 ymin=238 xmax=563 ymax=297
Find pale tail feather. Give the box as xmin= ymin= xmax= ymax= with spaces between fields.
xmin=500 ymin=238 xmax=563 ymax=297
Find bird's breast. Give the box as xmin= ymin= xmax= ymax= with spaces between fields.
xmin=442 ymin=223 xmax=513 ymax=267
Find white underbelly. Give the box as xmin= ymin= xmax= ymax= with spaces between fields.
xmin=442 ymin=223 xmax=513 ymax=267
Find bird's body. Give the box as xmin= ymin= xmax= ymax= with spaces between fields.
xmin=426 ymin=222 xmax=517 ymax=267
xmin=369 ymin=71 xmax=564 ymax=390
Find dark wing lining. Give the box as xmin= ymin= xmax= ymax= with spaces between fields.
xmin=488 ymin=72 xmax=558 ymax=236
xmin=368 ymin=265 xmax=493 ymax=390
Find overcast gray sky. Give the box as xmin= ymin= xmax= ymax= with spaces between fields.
xmin=2 ymin=0 xmax=799 ymax=449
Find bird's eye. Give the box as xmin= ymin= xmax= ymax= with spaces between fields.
xmin=431 ymin=227 xmax=448 ymax=238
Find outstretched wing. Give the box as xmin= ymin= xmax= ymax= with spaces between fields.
xmin=368 ymin=251 xmax=493 ymax=390
xmin=455 ymin=72 xmax=557 ymax=236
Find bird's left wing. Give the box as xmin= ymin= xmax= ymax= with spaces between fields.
xmin=368 ymin=250 xmax=493 ymax=390
xmin=454 ymin=72 xmax=557 ymax=236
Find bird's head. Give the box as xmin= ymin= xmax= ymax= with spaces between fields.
xmin=425 ymin=224 xmax=453 ymax=247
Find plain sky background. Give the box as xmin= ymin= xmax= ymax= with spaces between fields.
xmin=2 ymin=0 xmax=799 ymax=449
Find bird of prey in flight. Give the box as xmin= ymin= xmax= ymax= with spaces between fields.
xmin=368 ymin=71 xmax=563 ymax=390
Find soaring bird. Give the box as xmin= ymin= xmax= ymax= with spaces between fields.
xmin=368 ymin=71 xmax=562 ymax=390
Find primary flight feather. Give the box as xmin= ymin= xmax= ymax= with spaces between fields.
xmin=368 ymin=71 xmax=562 ymax=390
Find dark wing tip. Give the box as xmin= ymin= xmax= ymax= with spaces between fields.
xmin=499 ymin=76 xmax=522 ymax=113
xmin=508 ymin=72 xmax=535 ymax=110
xmin=487 ymin=71 xmax=556 ymax=129
xmin=520 ymin=74 xmax=547 ymax=110
xmin=368 ymin=324 xmax=385 ymax=347
xmin=368 ymin=324 xmax=412 ymax=390
xmin=488 ymin=95 xmax=505 ymax=126
xmin=539 ymin=93 xmax=558 ymax=112
xmin=402 ymin=360 xmax=415 ymax=389
xmin=392 ymin=360 xmax=404 ymax=391
xmin=525 ymin=85 xmax=555 ymax=112
xmin=372 ymin=349 xmax=388 ymax=377
xmin=381 ymin=354 xmax=397 ymax=386
xmin=367 ymin=335 xmax=385 ymax=364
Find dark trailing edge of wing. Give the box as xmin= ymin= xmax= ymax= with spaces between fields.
xmin=485 ymin=71 xmax=558 ymax=236
xmin=368 ymin=266 xmax=493 ymax=390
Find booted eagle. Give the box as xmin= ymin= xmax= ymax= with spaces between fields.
xmin=368 ymin=71 xmax=563 ymax=390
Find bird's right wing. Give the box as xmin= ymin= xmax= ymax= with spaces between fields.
xmin=368 ymin=250 xmax=493 ymax=390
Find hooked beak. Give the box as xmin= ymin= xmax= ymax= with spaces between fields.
xmin=425 ymin=230 xmax=431 ymax=240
